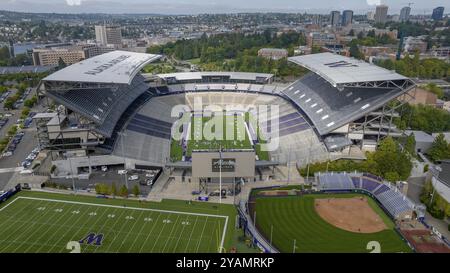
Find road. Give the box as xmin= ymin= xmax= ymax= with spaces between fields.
xmin=0 ymin=88 xmax=43 ymax=190
xmin=407 ymin=176 xmax=450 ymax=239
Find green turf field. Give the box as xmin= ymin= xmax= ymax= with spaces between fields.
xmin=188 ymin=115 xmax=252 ymax=154
xmin=169 ymin=112 xmax=270 ymax=161
xmin=0 ymin=191 xmax=236 ymax=253
xmin=252 ymin=193 xmax=412 ymax=253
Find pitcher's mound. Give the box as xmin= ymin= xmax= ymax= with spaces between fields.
xmin=315 ymin=197 xmax=387 ymax=233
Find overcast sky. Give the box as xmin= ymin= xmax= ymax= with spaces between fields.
xmin=0 ymin=0 xmax=449 ymax=15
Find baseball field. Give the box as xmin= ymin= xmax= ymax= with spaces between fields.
xmin=252 ymin=193 xmax=412 ymax=253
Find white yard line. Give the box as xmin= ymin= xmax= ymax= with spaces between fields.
xmin=127 ymin=210 xmax=155 ymax=253
xmin=184 ymin=215 xmax=199 ymax=252
xmin=195 ymin=216 xmax=209 ymax=253
xmin=5 ymin=201 xmax=62 ymax=252
xmin=21 ymin=203 xmax=76 ymax=253
xmin=1 ymin=196 xmax=229 ymax=253
xmin=138 ymin=212 xmax=163 ymax=253
xmin=161 ymin=214 xmax=183 ymax=252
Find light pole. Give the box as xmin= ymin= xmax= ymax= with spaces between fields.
xmin=219 ymin=145 xmax=222 ymax=204
xmin=119 ymin=132 xmax=129 ymax=189
xmin=68 ymin=155 xmax=76 ymax=193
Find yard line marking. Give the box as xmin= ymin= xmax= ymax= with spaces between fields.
xmin=15 ymin=203 xmax=74 ymax=252
xmin=51 ymin=205 xmax=113 ymax=253
xmin=195 ymin=216 xmax=209 ymax=253
xmin=21 ymin=203 xmax=77 ymax=253
xmin=0 ymin=197 xmax=20 ymax=212
xmin=117 ymin=210 xmax=145 ymax=252
xmin=171 ymin=214 xmax=191 ymax=253
xmin=184 ymin=215 xmax=199 ymax=252
xmin=91 ymin=207 xmax=128 ymax=254
xmin=138 ymin=212 xmax=162 ymax=253
xmin=16 ymin=197 xmax=227 ymax=219
xmin=127 ymin=210 xmax=155 ymax=253
xmin=0 ymin=200 xmax=51 ymax=251
xmin=1 ymin=196 xmax=229 ymax=253
xmin=161 ymin=214 xmax=183 ymax=253
xmin=0 ymin=198 xmax=40 ymax=233
xmin=2 ymin=201 xmax=61 ymax=252
xmin=44 ymin=204 xmax=92 ymax=253
xmin=77 ymin=206 xmax=118 ymax=253
xmin=102 ymin=208 xmax=131 ymax=253
xmin=150 ymin=213 xmax=175 ymax=252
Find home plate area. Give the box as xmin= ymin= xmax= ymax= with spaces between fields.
xmin=0 ymin=197 xmax=227 ymax=253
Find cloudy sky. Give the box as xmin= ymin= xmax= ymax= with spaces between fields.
xmin=0 ymin=0 xmax=448 ymax=15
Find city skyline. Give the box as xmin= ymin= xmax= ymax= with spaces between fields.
xmin=0 ymin=0 xmax=448 ymax=15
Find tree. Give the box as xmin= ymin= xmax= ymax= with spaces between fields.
xmin=57 ymin=57 xmax=66 ymax=70
xmin=348 ymin=29 xmax=355 ymax=36
xmin=132 ymin=185 xmax=140 ymax=197
xmin=404 ymin=134 xmax=416 ymax=156
xmin=349 ymin=43 xmax=364 ymax=59
xmin=111 ymin=182 xmax=118 ymax=197
xmin=428 ymin=133 xmax=450 ymax=162
xmin=119 ymin=185 xmax=129 ymax=198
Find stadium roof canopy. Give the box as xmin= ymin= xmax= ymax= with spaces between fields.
xmin=157 ymin=71 xmax=273 ymax=82
xmin=288 ymin=52 xmax=408 ymax=87
xmin=43 ymin=51 xmax=161 ymax=85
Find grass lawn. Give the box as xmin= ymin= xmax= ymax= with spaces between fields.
xmin=253 ymin=193 xmax=411 ymax=253
xmin=0 ymin=190 xmax=240 ymax=253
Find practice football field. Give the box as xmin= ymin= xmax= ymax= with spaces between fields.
xmin=0 ymin=191 xmax=232 ymax=253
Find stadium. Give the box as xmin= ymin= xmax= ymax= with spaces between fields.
xmin=5 ymin=50 xmax=447 ymax=253
xmin=33 ymin=51 xmax=416 ymax=192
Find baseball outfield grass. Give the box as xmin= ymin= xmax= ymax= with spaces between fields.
xmin=252 ymin=193 xmax=412 ymax=253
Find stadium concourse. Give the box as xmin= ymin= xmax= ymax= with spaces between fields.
xmin=31 ymin=51 xmax=416 ymax=202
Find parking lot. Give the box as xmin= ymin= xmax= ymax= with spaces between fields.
xmin=50 ymin=167 xmax=161 ymax=197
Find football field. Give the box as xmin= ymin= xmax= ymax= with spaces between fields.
xmin=187 ymin=114 xmax=253 ymax=154
xmin=0 ymin=192 xmax=231 ymax=253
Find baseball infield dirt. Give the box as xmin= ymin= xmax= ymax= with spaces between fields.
xmin=315 ymin=197 xmax=387 ymax=233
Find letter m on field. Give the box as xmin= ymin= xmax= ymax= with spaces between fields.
xmin=79 ymin=233 xmax=104 ymax=246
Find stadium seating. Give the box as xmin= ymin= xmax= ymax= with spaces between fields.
xmin=316 ymin=173 xmax=355 ymax=190
xmin=316 ymin=172 xmax=416 ymax=219
xmin=282 ymin=72 xmax=408 ymax=135
xmin=46 ymin=74 xmax=148 ymax=137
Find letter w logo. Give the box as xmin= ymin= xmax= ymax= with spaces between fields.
xmin=79 ymin=233 xmax=104 ymax=246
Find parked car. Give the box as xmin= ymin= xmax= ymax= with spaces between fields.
xmin=118 ymin=170 xmax=127 ymax=175
xmin=101 ymin=166 xmax=108 ymax=172
xmin=128 ymin=175 xmax=139 ymax=181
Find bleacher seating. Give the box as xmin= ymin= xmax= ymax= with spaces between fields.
xmin=316 ymin=173 xmax=355 ymax=190
xmin=316 ymin=172 xmax=416 ymax=219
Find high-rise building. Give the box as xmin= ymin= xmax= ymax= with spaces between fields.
xmin=374 ymin=5 xmax=389 ymax=24
xmin=95 ymin=25 xmax=122 ymax=47
xmin=432 ymin=7 xmax=444 ymax=21
xmin=399 ymin=6 xmax=411 ymax=22
xmin=367 ymin=11 xmax=375 ymax=21
xmin=330 ymin=11 xmax=340 ymax=26
xmin=341 ymin=10 xmax=353 ymax=26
